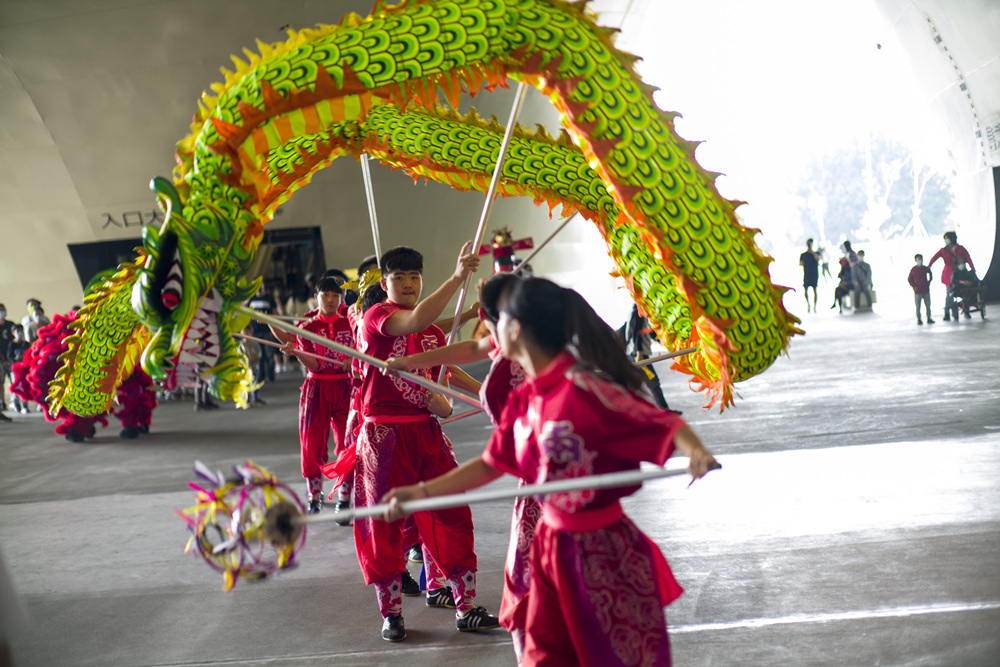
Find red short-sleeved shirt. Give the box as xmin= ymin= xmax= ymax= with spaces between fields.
xmin=347 ymin=305 xmax=365 ymax=384
xmin=481 ymin=338 xmax=526 ymax=426
xmin=484 ymin=351 xmax=685 ymax=512
xmin=296 ymin=312 xmax=354 ymax=377
xmin=358 ymin=301 xmax=447 ymax=419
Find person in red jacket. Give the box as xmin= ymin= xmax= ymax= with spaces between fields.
xmin=383 ymin=277 xmax=718 ymax=666
xmin=907 ymin=254 xmax=934 ymax=326
xmin=928 ymin=231 xmax=975 ymax=321
xmin=354 ymin=243 xmax=499 ymax=642
xmin=280 ymin=277 xmax=355 ymax=514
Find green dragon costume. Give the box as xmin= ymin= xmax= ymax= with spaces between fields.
xmin=49 ymin=0 xmax=800 ymax=418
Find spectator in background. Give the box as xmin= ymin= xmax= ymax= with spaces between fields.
xmin=799 ymin=238 xmax=820 ymax=313
xmin=853 ymin=250 xmax=874 ymax=311
xmin=248 ymin=284 xmax=278 ymax=385
xmin=618 ymin=303 xmax=672 ymax=411
xmin=6 ymin=326 xmax=30 ymax=414
xmin=0 ymin=304 xmax=13 ymax=422
xmin=25 ymin=306 xmax=49 ymax=343
xmin=928 ymin=231 xmax=976 ymax=322
xmin=21 ymin=299 xmax=40 ymax=332
xmin=907 ymin=253 xmax=934 ymax=325
xmin=831 ymin=257 xmax=852 ymax=313
xmin=817 ymin=246 xmax=832 ymax=281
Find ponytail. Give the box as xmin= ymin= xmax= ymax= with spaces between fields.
xmin=501 ymin=278 xmax=646 ymax=391
xmin=563 ymin=290 xmax=647 ymax=392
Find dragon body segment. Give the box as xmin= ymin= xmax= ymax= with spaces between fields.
xmin=60 ymin=0 xmax=799 ymax=416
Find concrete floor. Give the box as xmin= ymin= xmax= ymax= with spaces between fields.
xmin=1 ymin=302 xmax=999 ymax=666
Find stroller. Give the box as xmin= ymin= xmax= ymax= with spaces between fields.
xmin=950 ymin=268 xmax=986 ymax=320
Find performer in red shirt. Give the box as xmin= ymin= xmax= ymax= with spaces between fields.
xmin=280 ymin=277 xmax=355 ymax=514
xmin=355 ymin=243 xmax=499 ymax=642
xmin=383 ymin=277 xmax=717 ymax=666
xmin=330 ymin=255 xmax=380 ymax=523
xmin=384 ymin=272 xmax=536 ymax=660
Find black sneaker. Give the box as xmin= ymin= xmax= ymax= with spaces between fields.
xmin=333 ymin=499 xmax=351 ymax=526
xmin=426 ymin=587 xmax=455 ymax=608
xmin=406 ymin=544 xmax=423 ymax=563
xmin=307 ymin=498 xmax=323 ymax=514
xmin=119 ymin=426 xmax=141 ymax=439
xmin=381 ymin=614 xmax=406 ymax=642
xmin=0 ymin=412 xmax=11 ymax=422
xmin=401 ymin=569 xmax=421 ymax=597
xmin=456 ymin=606 xmax=500 ymax=632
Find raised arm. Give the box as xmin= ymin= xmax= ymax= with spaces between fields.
xmin=382 ymin=241 xmax=479 ymax=336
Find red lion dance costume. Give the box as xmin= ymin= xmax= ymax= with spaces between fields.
xmin=11 ymin=311 xmax=157 ymax=442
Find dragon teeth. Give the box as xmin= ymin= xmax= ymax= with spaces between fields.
xmin=201 ymin=289 xmax=222 ymax=313
xmin=179 ymin=350 xmax=201 ymax=365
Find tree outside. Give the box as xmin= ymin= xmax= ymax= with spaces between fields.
xmin=794 ymin=132 xmax=954 ymax=251
xmin=788 ymin=133 xmax=957 ymax=318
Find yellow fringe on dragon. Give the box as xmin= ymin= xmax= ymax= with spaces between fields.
xmin=56 ymin=0 xmax=800 ymax=416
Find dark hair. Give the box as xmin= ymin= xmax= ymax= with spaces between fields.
xmin=943 ymin=231 xmax=957 ymax=243
xmin=479 ymin=273 xmax=521 ymax=323
xmin=360 ymin=282 xmax=387 ymax=314
xmin=842 ymin=240 xmax=853 ymax=252
xmin=380 ymin=246 xmax=423 ymax=274
xmin=315 ymin=276 xmax=343 ymax=294
xmin=914 ymin=254 xmax=923 ymax=260
xmin=806 ymin=238 xmax=813 ymax=244
xmin=322 ymin=268 xmax=349 ymax=284
xmin=357 ymin=254 xmax=379 ymax=276
xmin=499 ymin=278 xmax=646 ymax=391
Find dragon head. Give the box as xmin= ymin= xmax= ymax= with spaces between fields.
xmin=132 ymin=177 xmax=259 ymax=405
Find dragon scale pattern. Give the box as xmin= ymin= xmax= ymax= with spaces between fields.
xmin=59 ymin=0 xmax=799 ymax=416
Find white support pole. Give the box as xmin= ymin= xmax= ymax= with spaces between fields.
xmin=297 ymin=462 xmax=718 ymax=525
xmin=237 ymin=305 xmax=482 ymax=410
xmin=512 ymin=214 xmax=576 ymax=275
xmin=439 ymin=81 xmax=529 ymax=381
xmin=360 ymin=153 xmax=383 ymax=267
xmin=634 ymin=346 xmax=700 ymax=368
